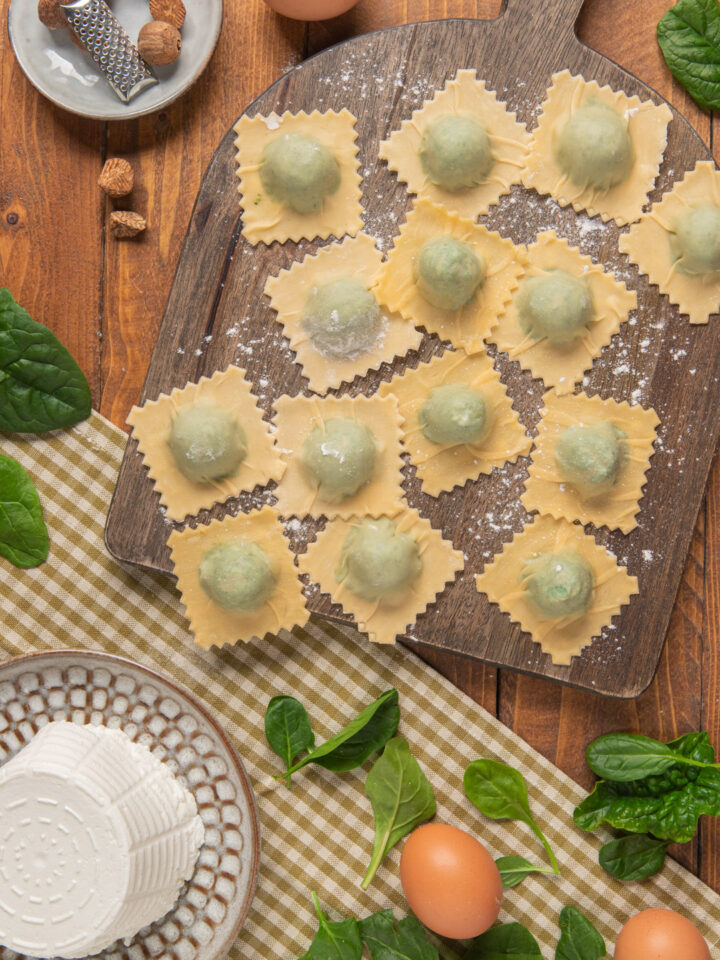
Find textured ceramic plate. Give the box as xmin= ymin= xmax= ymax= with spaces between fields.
xmin=0 ymin=649 xmax=260 ymax=960
xmin=8 ymin=0 xmax=223 ymax=120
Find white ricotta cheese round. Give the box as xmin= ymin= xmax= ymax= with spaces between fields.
xmin=0 ymin=722 xmax=204 ymax=959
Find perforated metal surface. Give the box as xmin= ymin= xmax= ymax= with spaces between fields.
xmin=64 ymin=0 xmax=156 ymax=103
xmin=0 ymin=650 xmax=259 ymax=960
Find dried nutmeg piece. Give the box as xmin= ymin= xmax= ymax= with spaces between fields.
xmin=37 ymin=0 xmax=67 ymax=29
xmin=109 ymin=211 xmax=147 ymax=239
xmin=149 ymin=0 xmax=186 ymax=30
xmin=137 ymin=20 xmax=182 ymax=66
xmin=98 ymin=158 xmax=135 ymax=198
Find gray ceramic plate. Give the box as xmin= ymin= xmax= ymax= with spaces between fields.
xmin=8 ymin=0 xmax=223 ymax=120
xmin=0 ymin=649 xmax=260 ymax=960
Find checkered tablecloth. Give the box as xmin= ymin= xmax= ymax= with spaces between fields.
xmin=2 ymin=412 xmax=718 ymax=957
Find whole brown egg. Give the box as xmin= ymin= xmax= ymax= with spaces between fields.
xmin=615 ymin=908 xmax=710 ymax=960
xmin=262 ymin=0 xmax=358 ymax=20
xmin=399 ymin=823 xmax=503 ymax=940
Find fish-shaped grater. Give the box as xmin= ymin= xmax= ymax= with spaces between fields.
xmin=62 ymin=0 xmax=158 ymax=104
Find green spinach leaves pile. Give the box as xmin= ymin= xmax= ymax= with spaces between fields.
xmin=265 ymin=689 xmax=436 ymax=889
xmin=468 ymin=907 xmax=606 ymax=960
xmin=297 ymin=896 xmax=606 ymax=960
xmin=0 ymin=289 xmax=92 ymax=568
xmin=574 ymin=731 xmax=720 ymax=881
xmin=299 ymin=895 xmax=437 ymax=960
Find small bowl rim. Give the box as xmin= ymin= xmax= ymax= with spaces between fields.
xmin=0 ymin=646 xmax=261 ymax=960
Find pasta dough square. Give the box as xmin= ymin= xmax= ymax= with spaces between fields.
xmin=379 ymin=348 xmax=531 ymax=496
xmin=523 ymin=70 xmax=672 ymax=226
xmin=264 ymin=232 xmax=422 ymax=394
xmin=619 ymin=161 xmax=720 ymax=325
xmin=489 ymin=230 xmax=636 ymax=393
xmin=374 ymin=199 xmax=525 ymax=354
xmin=168 ymin=506 xmax=308 ymax=649
xmin=379 ymin=68 xmax=530 ymax=219
xmin=273 ymin=393 xmax=404 ymax=519
xmin=127 ymin=366 xmax=286 ymax=523
xmin=298 ymin=509 xmax=464 ymax=645
xmin=234 ymin=109 xmax=362 ymax=245
xmin=476 ymin=515 xmax=637 ymax=664
xmin=522 ymin=391 xmax=660 ymax=534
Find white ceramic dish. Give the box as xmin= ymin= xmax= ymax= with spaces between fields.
xmin=0 ymin=649 xmax=260 ymax=960
xmin=8 ymin=0 xmax=223 ymax=120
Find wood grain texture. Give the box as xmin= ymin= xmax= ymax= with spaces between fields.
xmin=0 ymin=0 xmax=104 ymax=399
xmin=106 ymin=5 xmax=715 ymax=702
xmin=99 ymin=6 xmax=305 ymax=426
xmin=1 ymin=0 xmax=719 ymax=892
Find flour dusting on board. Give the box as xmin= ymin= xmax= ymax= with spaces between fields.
xmin=110 ymin=25 xmax=720 ymax=694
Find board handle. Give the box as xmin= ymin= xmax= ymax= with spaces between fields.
xmin=500 ymin=0 xmax=586 ymax=45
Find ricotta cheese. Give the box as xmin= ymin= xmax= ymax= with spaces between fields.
xmin=0 ymin=722 xmax=204 ymax=959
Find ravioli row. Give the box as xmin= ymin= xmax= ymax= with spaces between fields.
xmin=126 ymin=65 xmax=719 ymax=665
xmin=127 ymin=358 xmax=653 ymax=664
xmin=266 ymin=219 xmax=636 ymax=397
xmin=235 ymin=68 xmax=720 ymax=326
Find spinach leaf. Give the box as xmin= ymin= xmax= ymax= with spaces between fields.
xmin=361 ymin=737 xmax=436 ymax=890
xmin=299 ymin=892 xmax=362 ymax=960
xmin=597 ymin=834 xmax=669 ymax=882
xmin=555 ymin=906 xmax=605 ymax=960
xmin=0 ymin=289 xmax=91 ymax=434
xmin=574 ymin=732 xmax=720 ymax=842
xmin=265 ymin=695 xmax=315 ymax=785
xmin=585 ymin=732 xmax=714 ymax=781
xmin=0 ymin=453 xmax=49 ymax=568
xmin=495 ymin=856 xmax=556 ymax=889
xmin=465 ymin=922 xmax=542 ymax=959
xmin=464 ymin=759 xmax=560 ymax=874
xmin=658 ymin=0 xmax=720 ymax=111
xmin=286 ymin=689 xmax=399 ymax=777
xmin=359 ymin=909 xmax=438 ymax=960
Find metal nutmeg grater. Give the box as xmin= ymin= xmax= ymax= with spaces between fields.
xmin=61 ymin=0 xmax=158 ymax=104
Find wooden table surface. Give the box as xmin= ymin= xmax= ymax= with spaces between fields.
xmin=1 ymin=0 xmax=718 ymax=893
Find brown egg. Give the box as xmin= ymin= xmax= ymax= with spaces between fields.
xmin=262 ymin=0 xmax=358 ymax=20
xmin=615 ymin=908 xmax=711 ymax=960
xmin=400 ymin=823 xmax=502 ymax=939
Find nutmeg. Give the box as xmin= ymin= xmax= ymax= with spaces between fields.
xmin=37 ymin=0 xmax=67 ymax=29
xmin=109 ymin=211 xmax=147 ymax=239
xmin=149 ymin=0 xmax=186 ymax=30
xmin=98 ymin=158 xmax=135 ymax=198
xmin=137 ymin=20 xmax=182 ymax=66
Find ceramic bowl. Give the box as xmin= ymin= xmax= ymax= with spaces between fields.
xmin=8 ymin=0 xmax=223 ymax=120
xmin=0 ymin=648 xmax=260 ymax=960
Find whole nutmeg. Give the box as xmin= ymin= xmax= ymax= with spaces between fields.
xmin=149 ymin=0 xmax=186 ymax=30
xmin=98 ymin=158 xmax=135 ymax=198
xmin=37 ymin=0 xmax=67 ymax=29
xmin=137 ymin=20 xmax=182 ymax=66
xmin=109 ymin=211 xmax=147 ymax=239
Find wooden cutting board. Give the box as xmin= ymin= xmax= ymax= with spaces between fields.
xmin=105 ymin=0 xmax=716 ymax=698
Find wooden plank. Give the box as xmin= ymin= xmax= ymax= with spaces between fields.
xmin=307 ymin=0 xmax=503 ymax=54
xmin=0 ymin=0 xmax=104 ymax=402
xmin=106 ymin=5 xmax=715 ymax=700
xmin=2 ymin=0 xmax=718 ymax=889
xmin=307 ymin=1 xmax=505 ymax=716
xmin=700 ymin=117 xmax=720 ymax=894
xmin=99 ymin=2 xmax=305 ymax=425
xmin=500 ymin=0 xmax=712 ymax=885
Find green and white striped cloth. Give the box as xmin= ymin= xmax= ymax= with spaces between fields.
xmin=2 ymin=412 xmax=718 ymax=957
